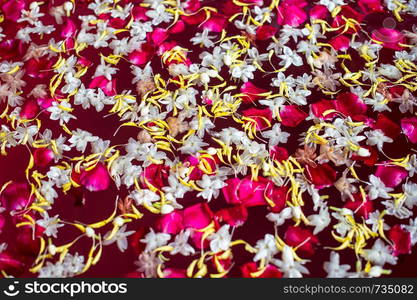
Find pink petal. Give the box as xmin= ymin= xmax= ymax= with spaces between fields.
xmin=265 ymin=184 xmax=288 ymax=213
xmin=26 ymin=58 xmax=52 ymax=79
xmin=284 ymin=226 xmax=318 ymax=257
xmin=156 ymin=211 xmax=184 ymax=234
xmin=169 ymin=20 xmax=186 ymax=34
xmin=256 ymin=25 xmax=278 ymax=41
xmin=330 ymin=35 xmax=350 ymax=51
xmin=237 ymin=178 xmax=267 ymax=207
xmin=128 ymin=43 xmax=154 ymax=66
xmin=20 ymin=100 xmax=39 ymax=119
xmin=1 ymin=0 xmax=25 ymax=22
xmin=183 ymin=0 xmax=201 ymax=12
xmin=305 ymin=163 xmax=337 ymax=189
xmin=240 ymin=82 xmax=268 ymax=103
xmin=311 ymin=99 xmax=336 ymax=120
xmin=372 ymin=28 xmax=405 ymax=50
xmin=0 ymin=214 xmax=5 ymax=233
xmin=222 ymin=178 xmax=241 ymax=205
xmin=181 ymin=10 xmax=206 ymax=25
xmin=375 ymin=164 xmax=407 ymax=188
xmin=140 ymin=164 xmax=170 ymax=189
xmin=215 ymin=205 xmax=248 ymax=227
xmin=344 ymin=193 xmax=374 ymax=219
xmin=389 ymin=225 xmax=411 ymax=255
xmin=33 ymin=148 xmax=54 ymax=167
xmin=279 ymin=105 xmax=308 ymax=127
xmin=201 ymin=14 xmax=228 ymax=32
xmin=80 ymin=163 xmax=111 ymax=192
xmin=61 ymin=19 xmax=77 ymax=39
xmin=183 ymin=203 xmax=213 ymax=230
xmin=132 ymin=6 xmax=149 ymax=21
xmin=270 ymin=146 xmax=289 ymax=162
xmin=162 ymin=268 xmax=187 ymax=278
xmin=401 ymin=117 xmax=417 ymax=143
xmin=335 ymin=92 xmax=367 ymax=117
xmin=37 ymin=97 xmax=54 ymax=110
xmin=241 ymin=262 xmax=282 ymax=278
xmin=242 ymin=108 xmax=272 ymax=130
xmin=89 ymin=76 xmax=117 ymax=96
xmin=150 ymin=28 xmax=169 ymax=46
xmin=358 ymin=0 xmax=384 ymax=14
xmin=108 ymin=17 xmax=126 ymax=29
xmin=310 ymin=5 xmax=328 ymax=20
xmin=0 ymin=252 xmax=23 ymax=273
xmin=0 ymin=182 xmax=33 ymax=212
xmin=374 ymin=113 xmax=400 ymax=139
xmin=277 ymin=3 xmax=307 ymax=27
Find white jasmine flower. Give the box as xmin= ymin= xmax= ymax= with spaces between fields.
xmin=366 ymin=210 xmax=390 ymax=233
xmin=364 ymin=93 xmax=391 ymax=112
xmin=267 ymin=207 xmax=292 ymax=226
xmin=39 ymin=180 xmax=58 ymax=204
xmin=47 ymin=101 xmax=76 ymax=125
xmin=68 ymin=129 xmax=99 ymax=153
xmin=319 ymin=0 xmax=346 ymax=12
xmin=278 ymin=46 xmax=303 ymax=68
xmin=38 ymin=253 xmax=84 ymax=278
xmin=273 ymin=246 xmax=310 ymax=278
xmin=261 ymin=123 xmax=290 ymax=147
xmin=130 ymin=21 xmax=153 ymax=40
xmin=230 ymin=62 xmax=256 ymax=82
xmin=254 ymin=234 xmax=278 ymax=262
xmin=323 ymin=251 xmax=351 ymax=278
xmin=365 ymin=129 xmax=393 ymax=151
xmin=367 ymin=175 xmax=393 ymax=200
xmin=168 ymin=230 xmax=195 ymax=256
xmin=209 ymin=225 xmax=232 ymax=253
xmin=196 ymin=174 xmax=227 ymax=202
xmin=252 ymin=6 xmax=273 ymax=23
xmin=405 ymin=217 xmax=417 ymax=245
xmin=403 ymin=182 xmax=417 ymax=209
xmin=121 ymin=164 xmax=142 ymax=187
xmin=234 ymin=20 xmax=257 ymax=35
xmin=131 ymin=189 xmax=160 ymax=208
xmin=308 ymin=206 xmax=331 ymax=234
xmin=46 ymin=167 xmax=70 ymax=188
xmin=190 ymin=29 xmax=216 ymax=48
xmin=146 ymin=4 xmax=172 ymax=25
xmin=36 ymin=213 xmax=64 ymax=238
xmin=178 ymin=135 xmax=208 ymax=154
xmin=141 ymin=229 xmax=171 ymax=252
xmin=135 ymin=251 xmax=162 ymax=278
xmin=362 ymin=239 xmax=397 ymax=266
xmin=94 ymin=60 xmax=118 ymax=80
xmin=378 ymin=64 xmax=402 ymax=79
xmin=103 ymin=225 xmax=135 ymax=252
xmin=162 ymin=175 xmax=191 ymax=199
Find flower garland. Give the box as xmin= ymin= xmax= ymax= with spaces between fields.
xmin=0 ymin=0 xmax=417 ymax=278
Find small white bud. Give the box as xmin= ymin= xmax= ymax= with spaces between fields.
xmin=357 ymin=147 xmax=371 ymax=157
xmin=369 ymin=266 xmax=383 ymax=277
xmin=114 ymin=217 xmax=124 ymax=227
xmin=63 ymin=1 xmax=74 ymax=12
xmin=85 ymin=227 xmax=95 ymax=238
xmin=161 ymin=204 xmax=174 ymax=215
xmin=207 ymin=147 xmax=217 ymax=155
xmin=48 ymin=244 xmax=56 ymax=255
